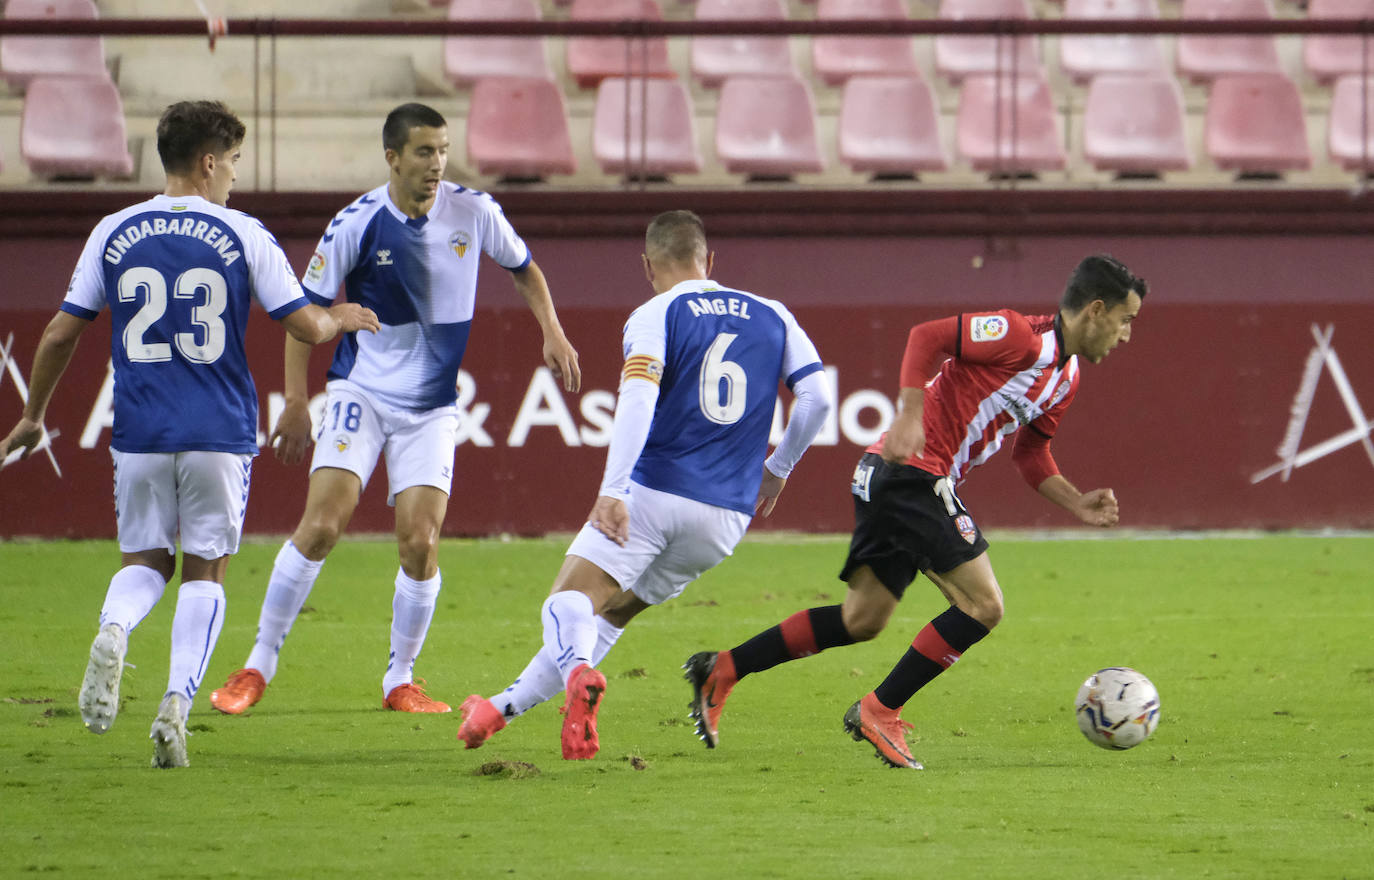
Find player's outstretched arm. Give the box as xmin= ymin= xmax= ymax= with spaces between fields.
xmin=281 ymin=302 xmax=379 ymax=346
xmin=1036 ymin=475 xmax=1120 ymax=528
xmin=511 ymin=260 xmax=581 ymax=393
xmin=0 ymin=311 xmax=86 ymax=465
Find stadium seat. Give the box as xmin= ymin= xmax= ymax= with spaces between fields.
xmin=566 ymin=0 xmax=675 ymax=89
xmin=466 ymin=77 xmax=576 ymax=180
xmin=1058 ymin=0 xmax=1167 ymax=83
xmin=21 ymin=74 xmax=133 ymax=179
xmin=1328 ymin=75 xmax=1374 ymax=172
xmin=1082 ymin=74 xmax=1192 ymax=175
xmin=0 ymin=0 xmax=106 ymax=87
xmin=593 ymin=77 xmax=703 ymax=176
xmin=837 ymin=75 xmax=949 ymax=176
xmin=691 ymin=0 xmax=796 ymax=88
xmin=1204 ymin=73 xmax=1311 ymax=174
xmin=955 ymin=72 xmax=1067 ymax=174
xmin=934 ymin=0 xmax=1040 ymax=84
xmin=443 ymin=0 xmax=553 ymax=87
xmin=1176 ymin=0 xmax=1283 ymax=82
xmin=1303 ymin=0 xmax=1374 ymax=84
xmin=715 ymin=75 xmax=825 ymax=178
xmin=811 ymin=0 xmax=920 ymax=87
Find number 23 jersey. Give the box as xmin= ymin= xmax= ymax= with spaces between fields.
xmin=62 ymin=194 xmax=309 ymax=454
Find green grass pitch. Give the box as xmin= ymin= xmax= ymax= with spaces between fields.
xmin=2 ymin=534 xmax=1371 ymax=879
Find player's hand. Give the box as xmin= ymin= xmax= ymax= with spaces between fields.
xmin=270 ymin=399 xmax=314 ymax=466
xmin=331 ymin=303 xmax=380 ymax=334
xmin=0 ymin=417 xmax=43 ymax=467
xmin=881 ymin=410 xmax=925 ymax=464
xmin=588 ymin=495 xmax=629 ymax=546
xmin=1074 ymin=488 xmax=1119 ymax=527
xmin=544 ymin=333 xmax=582 ymax=393
xmin=755 ymin=467 xmax=787 ymax=517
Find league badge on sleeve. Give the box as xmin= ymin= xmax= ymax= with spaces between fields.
xmin=305 ymin=251 xmax=327 ymax=287
xmin=969 ymin=315 xmax=1009 ymax=343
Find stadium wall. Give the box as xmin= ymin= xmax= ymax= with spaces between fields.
xmin=1 ymin=190 xmax=1371 ymax=537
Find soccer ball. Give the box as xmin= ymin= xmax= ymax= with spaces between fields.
xmin=1075 ymin=667 xmax=1161 ymax=750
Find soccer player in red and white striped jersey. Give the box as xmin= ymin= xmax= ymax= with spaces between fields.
xmin=684 ymin=254 xmax=1146 ymax=769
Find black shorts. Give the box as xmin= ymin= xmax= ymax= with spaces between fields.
xmin=838 ymin=452 xmax=990 ymax=599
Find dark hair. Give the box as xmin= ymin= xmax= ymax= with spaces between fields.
xmin=383 ymin=103 xmax=447 ymax=153
xmin=645 ymin=210 xmax=708 ymax=266
xmin=156 ymin=101 xmax=245 ymax=175
xmin=1060 ymin=254 xmax=1148 ymax=313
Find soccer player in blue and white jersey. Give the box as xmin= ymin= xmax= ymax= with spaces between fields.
xmin=455 ymin=210 xmax=833 ymax=759
xmin=0 ymin=101 xmax=379 ymax=768
xmin=210 ymin=103 xmax=582 ymax=716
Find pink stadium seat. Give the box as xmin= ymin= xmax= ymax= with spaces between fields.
xmin=566 ymin=0 xmax=675 ymax=89
xmin=691 ymin=0 xmax=796 ymax=88
xmin=934 ymin=0 xmax=1040 ymax=83
xmin=812 ymin=0 xmax=920 ymax=87
xmin=1083 ymin=74 xmax=1192 ymax=175
xmin=715 ymin=75 xmax=825 ymax=177
xmin=1303 ymin=0 xmax=1374 ymax=84
xmin=838 ymin=75 xmax=949 ymax=176
xmin=466 ymin=77 xmax=576 ymax=180
xmin=443 ymin=0 xmax=552 ymax=86
xmin=956 ymin=72 xmax=1067 ymax=174
xmin=593 ymin=77 xmax=702 ymax=176
xmin=21 ymin=74 xmax=133 ymax=178
xmin=1327 ymin=75 xmax=1374 ymax=172
xmin=1176 ymin=0 xmax=1283 ymax=83
xmin=0 ymin=0 xmax=105 ymax=87
xmin=1204 ymin=73 xmax=1311 ymax=174
xmin=1058 ymin=0 xmax=1167 ymax=83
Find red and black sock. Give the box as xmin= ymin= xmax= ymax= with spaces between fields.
xmin=728 ymin=605 xmax=855 ymax=679
xmin=872 ymin=606 xmax=990 ymax=710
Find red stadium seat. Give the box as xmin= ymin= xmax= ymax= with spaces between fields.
xmin=956 ymin=72 xmax=1066 ymax=174
xmin=593 ymin=77 xmax=703 ymax=176
xmin=1176 ymin=0 xmax=1283 ymax=83
xmin=0 ymin=0 xmax=105 ymax=87
xmin=934 ymin=0 xmax=1040 ymax=84
xmin=838 ymin=75 xmax=949 ymax=176
xmin=566 ymin=0 xmax=675 ymax=89
xmin=1204 ymin=73 xmax=1311 ymax=174
xmin=1082 ymin=74 xmax=1193 ymax=175
xmin=812 ymin=0 xmax=920 ymax=87
xmin=466 ymin=77 xmax=577 ymax=180
xmin=691 ymin=0 xmax=796 ymax=88
xmin=1058 ymin=0 xmax=1167 ymax=83
xmin=21 ymin=74 xmax=133 ymax=178
xmin=715 ymin=75 xmax=825 ymax=178
xmin=1303 ymin=0 xmax=1374 ymax=84
xmin=442 ymin=0 xmax=552 ymax=87
xmin=1328 ymin=75 xmax=1374 ymax=172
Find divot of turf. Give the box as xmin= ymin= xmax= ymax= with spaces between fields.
xmin=472 ymin=760 xmax=541 ymax=779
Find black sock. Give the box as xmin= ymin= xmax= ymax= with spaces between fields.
xmin=872 ymin=606 xmax=990 ymax=709
xmin=729 ymin=605 xmax=855 ymax=679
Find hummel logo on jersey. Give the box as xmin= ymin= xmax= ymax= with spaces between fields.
xmin=376 ymin=249 xmax=393 ymax=266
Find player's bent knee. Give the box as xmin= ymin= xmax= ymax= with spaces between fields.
xmin=971 ymin=598 xmax=1004 ymax=630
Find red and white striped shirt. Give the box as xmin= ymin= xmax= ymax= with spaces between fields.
xmin=870 ymin=310 xmax=1079 ymax=485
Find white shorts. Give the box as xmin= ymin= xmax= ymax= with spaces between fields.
xmin=309 ymin=380 xmax=459 ymax=505
xmin=111 ymin=449 xmax=254 ymax=559
xmin=566 ymin=482 xmax=752 ymax=606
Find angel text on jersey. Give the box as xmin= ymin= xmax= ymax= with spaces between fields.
xmin=687 ymin=296 xmax=751 ymax=319
xmin=103 ymin=218 xmax=241 ymax=267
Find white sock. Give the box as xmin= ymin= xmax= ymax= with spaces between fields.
xmin=383 ymin=568 xmax=441 ymax=697
xmin=592 ymin=614 xmax=625 ymax=666
xmin=542 ymin=591 xmax=596 ymax=685
xmin=166 ymin=580 xmax=226 ymax=717
xmin=98 ymin=565 xmax=167 ymax=634
xmin=490 ymin=646 xmax=564 ymax=721
xmin=245 ymin=541 xmax=323 ymax=683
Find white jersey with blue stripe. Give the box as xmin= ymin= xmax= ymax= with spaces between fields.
xmin=628 ymin=279 xmax=824 ymax=515
xmin=61 ymin=194 xmax=310 ymax=454
xmin=301 ymin=182 xmax=530 ymax=412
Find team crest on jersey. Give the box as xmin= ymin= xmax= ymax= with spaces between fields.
xmin=449 ymin=232 xmax=470 ymax=258
xmin=969 ymin=315 xmax=1009 ymax=342
xmin=955 ymin=514 xmax=978 ymax=545
xmin=305 ymin=251 xmax=326 ymax=286
xmin=1049 ymin=378 xmax=1072 ymax=408
xmin=333 ymin=434 xmax=351 ymax=453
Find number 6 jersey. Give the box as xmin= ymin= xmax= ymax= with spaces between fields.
xmin=61 ymin=194 xmax=310 ymax=454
